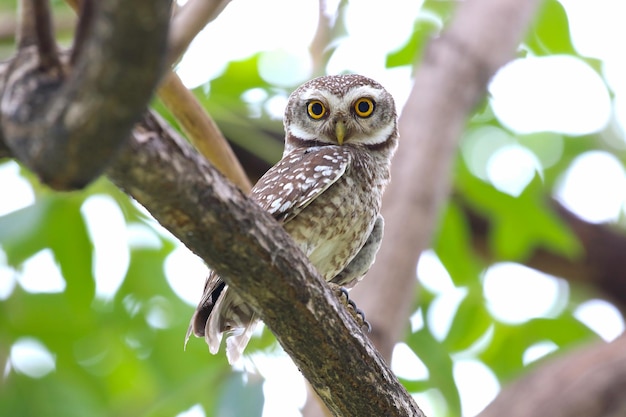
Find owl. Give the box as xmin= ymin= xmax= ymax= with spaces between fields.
xmin=186 ymin=74 xmax=398 ymax=363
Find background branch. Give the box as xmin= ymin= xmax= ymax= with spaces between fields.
xmin=351 ymin=0 xmax=544 ymax=364
xmin=465 ymin=199 xmax=626 ymax=313
xmin=478 ymin=335 xmax=626 ymax=417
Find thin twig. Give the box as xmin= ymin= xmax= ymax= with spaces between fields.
xmin=17 ymin=0 xmax=61 ymax=69
xmin=16 ymin=0 xmax=36 ymax=48
xmin=33 ymin=0 xmax=60 ymax=68
xmin=69 ymin=0 xmax=93 ymax=66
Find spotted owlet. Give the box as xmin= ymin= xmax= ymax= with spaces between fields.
xmin=186 ymin=74 xmax=398 ymax=363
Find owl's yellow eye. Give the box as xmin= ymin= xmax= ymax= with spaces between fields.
xmin=354 ymin=98 xmax=375 ymax=118
xmin=307 ymin=100 xmax=327 ymax=119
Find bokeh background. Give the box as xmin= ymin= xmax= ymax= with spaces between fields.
xmin=1 ymin=0 xmax=625 ymax=416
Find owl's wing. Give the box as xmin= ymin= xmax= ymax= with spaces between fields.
xmin=250 ymin=147 xmax=350 ymax=224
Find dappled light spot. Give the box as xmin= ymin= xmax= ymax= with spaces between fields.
xmin=18 ymin=249 xmax=65 ymax=293
xmin=146 ymin=296 xmax=174 ymax=330
xmin=247 ymin=352 xmax=306 ymax=417
xmin=522 ymin=340 xmax=559 ymax=366
xmin=412 ymin=389 xmax=447 ymax=417
xmin=242 ymin=88 xmax=270 ymax=119
xmin=164 ymin=246 xmax=208 ymax=306
xmin=176 ymin=404 xmax=206 ymax=417
xmin=392 ymin=342 xmax=429 ymax=380
xmin=486 ymin=144 xmax=542 ymax=197
xmin=489 ymin=55 xmax=610 ymax=135
xmin=264 ymin=94 xmax=289 ymax=120
xmin=517 ymin=131 xmax=564 ymax=169
xmin=176 ymin=0 xmax=318 ymax=89
xmin=417 ymin=249 xmax=454 ymax=294
xmin=559 ymin=0 xmax=625 ymax=61
xmin=73 ymin=336 xmax=115 ymax=377
xmin=461 ymin=126 xmax=516 ymax=181
xmin=483 ymin=262 xmax=566 ymax=324
xmin=127 ymin=223 xmax=163 ymax=250
xmin=81 ymin=195 xmax=129 ymax=300
xmin=122 ymin=294 xmax=142 ymax=317
xmin=124 ymin=332 xmax=153 ymax=360
xmin=0 ymin=262 xmax=16 ymax=300
xmin=454 ymin=359 xmax=500 ymax=416
xmin=555 ymin=150 xmax=626 ymax=223
xmin=427 ymin=287 xmax=467 ymax=342
xmin=410 ymin=307 xmax=425 ymax=332
xmin=258 ymin=49 xmax=311 ymax=87
xmin=10 ymin=337 xmax=55 ymax=378
xmin=574 ymin=299 xmax=625 ymax=342
xmin=0 ymin=161 xmax=34 ymax=216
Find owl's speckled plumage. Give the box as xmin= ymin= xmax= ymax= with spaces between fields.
xmin=186 ymin=74 xmax=398 ymax=363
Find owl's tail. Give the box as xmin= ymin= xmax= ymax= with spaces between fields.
xmin=185 ymin=272 xmax=259 ymax=364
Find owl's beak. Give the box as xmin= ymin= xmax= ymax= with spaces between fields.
xmin=335 ymin=120 xmax=346 ymax=145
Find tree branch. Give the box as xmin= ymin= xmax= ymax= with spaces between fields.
xmin=2 ymin=0 xmax=171 ymax=190
xmin=157 ymin=72 xmax=251 ymax=192
xmin=479 ymin=335 xmax=626 ymax=417
xmin=106 ymin=112 xmax=424 ymax=417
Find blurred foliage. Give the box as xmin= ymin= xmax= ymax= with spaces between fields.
xmin=0 ymin=1 xmax=622 ymax=416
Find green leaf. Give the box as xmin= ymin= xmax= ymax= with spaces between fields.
xmin=480 ymin=316 xmax=597 ymax=382
xmin=406 ymin=328 xmax=461 ymax=415
xmin=457 ymin=164 xmax=582 ymax=261
xmin=526 ymin=0 xmax=576 ymax=55
xmin=444 ymin=287 xmax=492 ymax=352
xmin=0 ymin=199 xmax=51 ymax=265
xmin=434 ymin=202 xmax=484 ymax=286
xmin=387 ymin=16 xmax=440 ymax=68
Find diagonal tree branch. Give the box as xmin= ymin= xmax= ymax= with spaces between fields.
xmin=106 ymin=112 xmax=425 ymax=417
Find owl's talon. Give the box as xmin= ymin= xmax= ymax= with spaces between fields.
xmin=328 ymin=283 xmax=370 ymax=331
xmin=349 ymin=304 xmax=371 ymax=332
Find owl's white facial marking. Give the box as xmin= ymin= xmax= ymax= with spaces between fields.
xmin=284 ymin=75 xmax=397 ymax=152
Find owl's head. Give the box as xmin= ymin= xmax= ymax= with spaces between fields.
xmin=283 ymin=75 xmax=398 ymax=154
